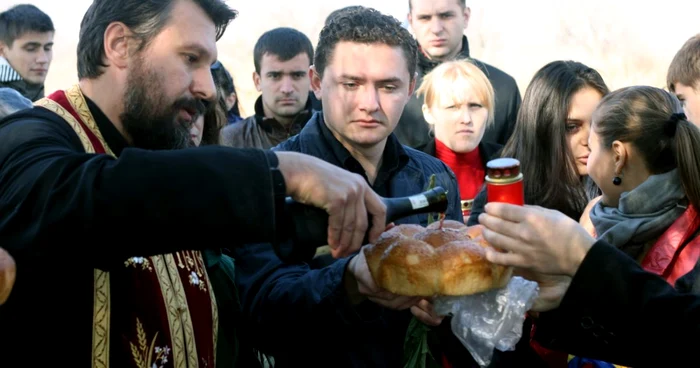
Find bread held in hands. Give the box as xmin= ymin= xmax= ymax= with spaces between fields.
xmin=363 ymin=220 xmax=512 ymax=297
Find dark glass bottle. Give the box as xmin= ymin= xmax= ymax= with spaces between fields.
xmin=273 ymin=186 xmax=450 ymax=263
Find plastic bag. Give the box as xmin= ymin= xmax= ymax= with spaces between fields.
xmin=433 ymin=276 xmax=539 ymax=367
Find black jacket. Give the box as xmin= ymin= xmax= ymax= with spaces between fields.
xmin=232 ymin=112 xmax=464 ymax=368
xmin=534 ymin=240 xmax=700 ymax=367
xmin=395 ymin=36 xmax=521 ymax=149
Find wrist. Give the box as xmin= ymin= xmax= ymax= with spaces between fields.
xmin=264 ymin=151 xmax=290 ymax=243
xmin=275 ymin=152 xmax=298 ymax=197
xmin=568 ymin=235 xmax=595 ymax=277
xmin=344 ymin=256 xmax=366 ymax=305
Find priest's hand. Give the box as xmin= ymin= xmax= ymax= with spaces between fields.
xmin=0 ymin=247 xmax=16 ymax=305
xmin=478 ymin=203 xmax=595 ymax=277
xmin=277 ymin=151 xmax=386 ymax=258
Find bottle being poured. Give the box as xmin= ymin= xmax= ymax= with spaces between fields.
xmin=274 ymin=187 xmax=450 ymax=263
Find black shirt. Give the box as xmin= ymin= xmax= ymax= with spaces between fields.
xmin=84 ymin=96 xmax=128 ymax=156
xmin=316 ymin=114 xmax=409 ymax=198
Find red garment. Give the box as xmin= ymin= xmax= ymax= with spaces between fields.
xmin=640 ymin=204 xmax=700 ymax=285
xmin=434 ymin=139 xmax=485 ymax=202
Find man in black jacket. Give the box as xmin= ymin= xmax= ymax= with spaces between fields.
xmin=397 ymin=0 xmax=521 ymax=149
xmin=479 ymin=202 xmax=700 ymax=366
xmin=232 ymin=8 xmax=466 ymax=367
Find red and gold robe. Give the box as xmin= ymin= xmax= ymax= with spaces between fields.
xmin=35 ymin=84 xmax=219 ymax=368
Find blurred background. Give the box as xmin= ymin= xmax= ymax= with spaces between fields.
xmin=4 ymin=0 xmax=699 ymax=116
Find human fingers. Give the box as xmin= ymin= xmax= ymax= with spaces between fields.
xmin=0 ymin=249 xmax=16 ymax=305
xmin=347 ymin=185 xmax=369 ymax=257
xmin=484 ymin=248 xmax=533 ymax=269
xmin=411 ymin=305 xmax=444 ymax=326
xmin=478 ymin=212 xmax=523 ymax=243
xmin=335 ymin=181 xmax=359 ymax=256
xmin=364 ymin=190 xmax=387 ymax=244
xmin=369 ymin=295 xmax=421 ymax=310
xmin=483 ymin=202 xmax=530 ymax=223
xmin=481 ymin=224 xmax=529 ymax=254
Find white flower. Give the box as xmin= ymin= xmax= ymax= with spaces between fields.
xmin=189 ymin=271 xmax=200 ymax=285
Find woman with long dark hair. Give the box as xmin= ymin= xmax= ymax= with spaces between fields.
xmin=466 ymin=60 xmax=609 ymax=367
xmin=469 ymin=60 xmax=609 ymax=224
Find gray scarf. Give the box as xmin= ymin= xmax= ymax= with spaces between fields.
xmin=589 ymin=169 xmax=686 ymax=258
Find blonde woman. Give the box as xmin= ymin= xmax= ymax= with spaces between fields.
xmin=417 ymin=59 xmax=500 ymax=219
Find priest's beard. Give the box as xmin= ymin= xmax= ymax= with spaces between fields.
xmin=120 ymin=58 xmax=206 ymax=150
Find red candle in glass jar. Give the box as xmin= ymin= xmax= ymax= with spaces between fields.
xmin=485 ymin=158 xmax=524 ymax=206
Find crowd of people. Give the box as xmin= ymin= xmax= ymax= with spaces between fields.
xmin=1 ymin=0 xmax=700 ymax=367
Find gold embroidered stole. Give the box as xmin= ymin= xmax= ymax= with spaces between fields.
xmin=35 ymin=85 xmax=218 ymax=368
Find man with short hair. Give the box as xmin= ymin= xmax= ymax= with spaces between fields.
xmin=233 ymin=8 xmax=464 ymax=367
xmin=221 ymin=27 xmax=315 ymax=149
xmin=396 ymin=0 xmax=522 ymax=149
xmin=0 ymin=0 xmax=387 ymax=365
xmin=0 ymin=4 xmax=54 ymax=101
xmin=667 ymin=33 xmax=700 ymax=125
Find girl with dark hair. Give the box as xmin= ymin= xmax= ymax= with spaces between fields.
xmin=567 ymin=86 xmax=700 ymax=367
xmin=465 ymin=60 xmax=609 ymax=367
xmin=469 ymin=60 xmax=609 ymax=224
xmin=190 ymin=84 xmax=228 ymax=146
xmin=211 ymin=60 xmax=243 ymax=124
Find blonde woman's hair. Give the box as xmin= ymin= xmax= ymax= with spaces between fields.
xmin=416 ymin=59 xmax=495 ymax=127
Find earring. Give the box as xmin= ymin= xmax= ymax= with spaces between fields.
xmin=612 ymin=176 xmax=622 ymax=186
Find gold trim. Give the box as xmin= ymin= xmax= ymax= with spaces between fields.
xmin=152 ymin=255 xmax=187 ymax=368
xmin=92 ymin=269 xmax=111 ymax=368
xmin=64 ymin=84 xmax=116 ymax=157
xmin=59 ymin=85 xmax=115 ymax=368
xmin=202 ymin=256 xmax=218 ymax=365
xmin=37 ymin=93 xmax=113 ymax=368
xmin=485 ymin=173 xmax=523 ymax=185
xmin=164 ymin=253 xmax=199 ymax=368
xmin=33 ymin=98 xmax=95 ymax=154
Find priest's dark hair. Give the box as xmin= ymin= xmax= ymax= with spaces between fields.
xmin=77 ymin=0 xmax=237 ymax=79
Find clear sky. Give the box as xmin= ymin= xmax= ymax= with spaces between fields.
xmin=4 ymin=0 xmax=699 ymax=114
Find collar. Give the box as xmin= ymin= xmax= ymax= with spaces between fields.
xmin=0 ymin=57 xmax=45 ymax=102
xmin=0 ymin=57 xmax=22 ymax=83
xmin=421 ymin=138 xmax=503 ymax=167
xmin=434 ymin=138 xmax=482 ymax=168
xmin=417 ymin=35 xmax=471 ymax=74
xmin=254 ymin=94 xmax=314 ymax=134
xmin=83 ymin=96 xmax=129 ymax=157
xmin=314 ymin=113 xmax=409 ymax=182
